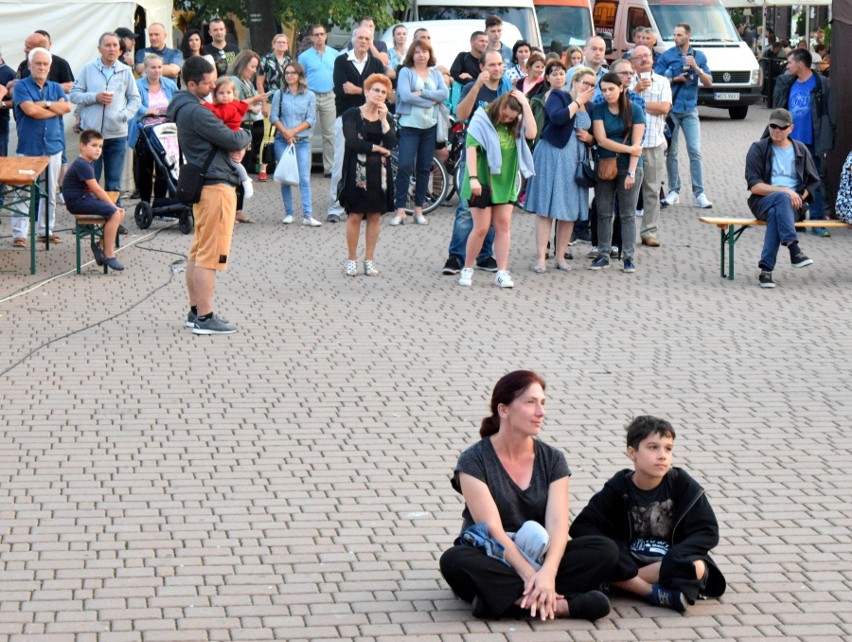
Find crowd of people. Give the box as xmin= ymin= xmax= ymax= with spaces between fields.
xmin=0 ymin=14 xmax=841 ymax=327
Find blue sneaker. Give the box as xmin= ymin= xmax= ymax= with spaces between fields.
xmin=811 ymin=227 xmax=830 ymax=238
xmin=647 ymin=584 xmax=687 ymax=612
xmin=588 ymin=256 xmax=610 ymax=270
xmin=622 ymin=258 xmax=636 ymax=273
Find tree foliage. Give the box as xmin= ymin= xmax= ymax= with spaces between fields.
xmin=176 ymin=0 xmax=407 ymax=31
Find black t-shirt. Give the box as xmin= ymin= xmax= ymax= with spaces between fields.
xmin=16 ymin=55 xmax=74 ymax=85
xmin=450 ymin=52 xmax=481 ymax=85
xmin=459 ymin=81 xmax=502 ymax=115
xmin=628 ymin=479 xmax=674 ymax=563
xmin=202 ymin=43 xmax=240 ymax=77
xmin=452 ymin=437 xmax=570 ymax=535
xmin=0 ymin=63 xmax=15 ymax=135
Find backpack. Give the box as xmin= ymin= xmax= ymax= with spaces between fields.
xmin=837 ymin=151 xmax=852 ymax=223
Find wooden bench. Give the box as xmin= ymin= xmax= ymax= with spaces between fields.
xmin=698 ymin=217 xmax=851 ymax=280
xmin=74 ymin=191 xmax=120 ymax=274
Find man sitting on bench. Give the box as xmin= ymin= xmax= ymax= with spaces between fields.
xmin=745 ymin=108 xmax=820 ymax=289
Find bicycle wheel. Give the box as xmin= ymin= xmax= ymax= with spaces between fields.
xmin=390 ymin=153 xmax=450 ymax=215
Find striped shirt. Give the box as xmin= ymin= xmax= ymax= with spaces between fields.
xmin=632 ymin=72 xmax=671 ymax=148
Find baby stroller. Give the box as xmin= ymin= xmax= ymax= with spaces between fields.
xmin=134 ymin=118 xmax=194 ymax=234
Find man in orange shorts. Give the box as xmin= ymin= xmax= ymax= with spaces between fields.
xmin=168 ymin=56 xmax=250 ymax=335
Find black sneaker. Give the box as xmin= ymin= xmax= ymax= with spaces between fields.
xmin=647 ymin=584 xmax=687 ymax=612
xmin=475 ymin=256 xmax=498 ymax=272
xmin=566 ymin=590 xmax=611 ymax=621
xmin=118 ymin=224 xmax=129 ymax=235
xmin=759 ymin=270 xmax=775 ymax=288
xmin=193 ymin=313 xmax=237 ymax=335
xmin=442 ymin=255 xmax=461 ymax=275
xmin=791 ymin=252 xmax=813 ymax=268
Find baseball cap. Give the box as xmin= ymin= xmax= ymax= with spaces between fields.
xmin=769 ymin=108 xmax=792 ymax=127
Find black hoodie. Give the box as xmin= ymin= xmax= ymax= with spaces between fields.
xmin=570 ymin=467 xmax=726 ymax=603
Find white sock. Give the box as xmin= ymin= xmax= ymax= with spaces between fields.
xmin=242 ymin=179 xmax=254 ymax=199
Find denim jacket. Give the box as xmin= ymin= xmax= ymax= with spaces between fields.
xmin=270 ymin=88 xmax=316 ymax=140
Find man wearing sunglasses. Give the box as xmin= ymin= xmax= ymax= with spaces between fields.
xmin=745 ymin=109 xmax=820 ymax=289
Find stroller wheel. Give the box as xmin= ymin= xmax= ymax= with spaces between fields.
xmin=135 ymin=202 xmax=153 ymax=229
xmin=178 ymin=213 xmax=194 ymax=235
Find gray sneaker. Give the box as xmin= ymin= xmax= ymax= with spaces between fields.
xmin=192 ymin=313 xmax=237 ymax=335
xmin=185 ymin=311 xmax=197 ymax=328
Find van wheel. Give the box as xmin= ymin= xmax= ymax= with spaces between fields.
xmin=729 ymin=106 xmax=748 ymax=120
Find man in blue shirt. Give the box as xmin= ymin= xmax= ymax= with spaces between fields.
xmin=744 ymin=109 xmax=820 ymax=289
xmin=773 ymin=48 xmax=835 ymax=238
xmin=135 ymin=23 xmax=183 ymax=80
xmin=654 ymin=23 xmax=713 ymax=209
xmin=10 ymin=48 xmax=72 ymax=246
xmin=298 ymin=24 xmax=338 ymax=177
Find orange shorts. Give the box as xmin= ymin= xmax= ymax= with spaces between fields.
xmin=189 ymin=183 xmax=237 ymax=270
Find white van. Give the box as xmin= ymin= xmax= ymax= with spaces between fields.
xmin=593 ymin=0 xmax=761 ymax=119
xmin=407 ymin=0 xmax=543 ymax=50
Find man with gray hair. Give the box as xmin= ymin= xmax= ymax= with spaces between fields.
xmin=70 ymin=32 xmax=140 ymax=201
xmin=326 ymin=26 xmax=385 ymax=222
xmin=9 ymin=47 xmax=72 ymax=246
xmin=630 ymin=45 xmax=671 ymax=247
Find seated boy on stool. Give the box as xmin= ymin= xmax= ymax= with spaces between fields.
xmin=569 ymin=416 xmax=726 ymax=612
xmin=62 ymin=129 xmax=126 ymax=270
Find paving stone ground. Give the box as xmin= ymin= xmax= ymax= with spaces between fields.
xmin=1 ymin=104 xmax=851 ymax=642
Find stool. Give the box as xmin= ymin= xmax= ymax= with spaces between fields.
xmin=73 ymin=191 xmax=120 ymax=274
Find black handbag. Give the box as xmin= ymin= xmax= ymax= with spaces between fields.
xmin=575 ymin=147 xmax=596 ymax=188
xmin=469 ymin=184 xmax=492 ymax=209
xmin=176 ymin=147 xmax=217 ymax=205
xmin=260 ymin=125 xmax=277 ymax=173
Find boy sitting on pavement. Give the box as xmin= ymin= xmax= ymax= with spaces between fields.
xmin=569 ymin=415 xmax=726 ymax=612
xmin=62 ymin=129 xmax=126 ymax=270
xmin=745 ymin=108 xmax=820 ymax=289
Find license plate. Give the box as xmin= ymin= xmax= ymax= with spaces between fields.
xmin=714 ymin=92 xmax=740 ymax=101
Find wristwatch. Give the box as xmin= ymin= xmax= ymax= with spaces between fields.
xmin=45 ymin=100 xmax=52 ymax=108
xmin=627 ymin=171 xmax=636 ymax=178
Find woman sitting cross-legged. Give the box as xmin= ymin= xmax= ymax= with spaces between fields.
xmin=439 ymin=370 xmax=619 ymax=621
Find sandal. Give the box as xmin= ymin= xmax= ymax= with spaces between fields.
xmin=389 ymin=215 xmax=404 ymax=226
xmin=413 ymin=214 xmax=428 ymax=225
xmin=48 ymin=234 xmax=63 ymax=244
xmin=12 ymin=237 xmax=27 ymax=247
xmin=235 ymin=211 xmax=254 ymax=224
xmin=531 ymin=263 xmax=546 ymax=274
xmin=555 ymin=262 xmax=572 ymax=272
xmin=364 ymin=260 xmax=378 ymax=276
xmin=345 ymin=260 xmax=358 ymax=276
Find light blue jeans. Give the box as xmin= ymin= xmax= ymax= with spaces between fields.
xmin=274 ymin=137 xmax=312 ymax=218
xmin=666 ymin=109 xmax=704 ymax=197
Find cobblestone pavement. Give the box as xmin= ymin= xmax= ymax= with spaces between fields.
xmin=1 ymin=104 xmax=851 ymax=642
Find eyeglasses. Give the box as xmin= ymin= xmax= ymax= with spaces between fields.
xmin=577 ymin=80 xmax=596 ymax=88
xmin=769 ymin=123 xmax=790 ymax=130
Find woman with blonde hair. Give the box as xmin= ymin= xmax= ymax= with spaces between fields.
xmin=228 ymin=49 xmax=266 ymax=220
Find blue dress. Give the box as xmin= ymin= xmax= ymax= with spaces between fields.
xmin=524 ymin=110 xmax=590 ymax=222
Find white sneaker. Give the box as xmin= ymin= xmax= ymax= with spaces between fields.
xmin=635 ymin=208 xmax=644 ymax=218
xmin=495 ymin=270 xmax=514 ymax=288
xmin=695 ymin=193 xmax=713 ymax=209
xmin=302 ymin=217 xmax=322 ymax=227
xmin=345 ymin=260 xmax=358 ymax=276
xmin=282 ymin=215 xmax=294 ymax=224
xmin=242 ymin=179 xmax=254 ymax=199
xmin=458 ymin=267 xmax=474 ymax=287
xmin=58 ymin=192 xmax=65 ymax=205
xmin=666 ymin=190 xmax=680 ymax=205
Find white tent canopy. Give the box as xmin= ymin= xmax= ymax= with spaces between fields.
xmin=0 ymin=0 xmax=173 ymax=76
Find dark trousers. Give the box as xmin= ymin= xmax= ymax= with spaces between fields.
xmin=440 ymin=535 xmax=618 ymax=619
xmin=589 ymin=196 xmax=622 ymax=249
xmin=134 ymin=138 xmax=168 ymax=203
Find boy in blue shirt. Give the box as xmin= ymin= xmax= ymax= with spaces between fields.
xmin=62 ymin=130 xmax=126 ymax=270
xmin=570 ymin=416 xmax=726 ymax=611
